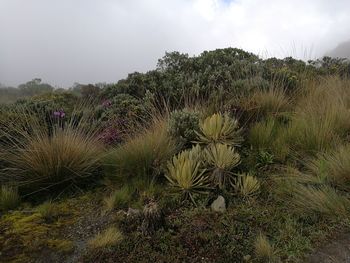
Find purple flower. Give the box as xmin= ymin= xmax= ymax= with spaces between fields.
xmin=102 ymin=99 xmax=112 ymax=108
xmin=53 ymin=109 xmax=65 ymax=118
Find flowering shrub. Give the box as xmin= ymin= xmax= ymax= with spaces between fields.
xmin=168 ymin=110 xmax=199 ymax=146
xmin=97 ymin=119 xmax=124 ymax=145
xmin=102 ymin=99 xmax=112 ymax=108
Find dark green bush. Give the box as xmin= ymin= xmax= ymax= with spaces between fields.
xmin=97 ymin=94 xmax=151 ymax=133
xmin=168 ymin=110 xmax=199 ymax=146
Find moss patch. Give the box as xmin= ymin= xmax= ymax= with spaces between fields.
xmin=0 ymin=192 xmax=99 ymax=262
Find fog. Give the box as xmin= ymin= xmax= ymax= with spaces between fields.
xmin=1 ymin=0 xmax=350 ymax=87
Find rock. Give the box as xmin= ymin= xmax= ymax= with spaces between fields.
xmin=243 ymin=255 xmax=251 ymax=261
xmin=127 ymin=208 xmax=141 ymax=218
xmin=211 ymin=195 xmax=226 ymax=213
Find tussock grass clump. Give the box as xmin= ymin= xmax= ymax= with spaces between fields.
xmin=285 ymin=78 xmax=350 ymax=154
xmin=0 ymin=185 xmax=20 ymax=211
xmin=249 ymin=118 xmax=277 ymax=150
xmin=196 ymin=113 xmax=242 ymax=146
xmin=105 ymin=117 xmax=178 ymax=183
xmin=104 ymin=186 xmax=133 ymax=211
xmin=273 ymin=165 xmax=349 ymax=216
xmin=307 ymin=145 xmax=350 ymax=190
xmin=243 ymin=86 xmax=291 ymax=117
xmin=248 ymin=117 xmax=289 ymax=160
xmin=292 ymin=185 xmax=349 ymax=216
xmin=0 ymin=109 xmax=104 ymax=196
xmin=165 ymin=145 xmax=209 ymax=203
xmin=286 ymin=112 xmax=341 ymax=154
xmin=254 ymin=233 xmax=277 ymax=262
xmin=88 ymin=227 xmax=123 ymax=249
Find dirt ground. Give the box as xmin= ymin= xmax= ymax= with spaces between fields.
xmin=307 ymin=232 xmax=350 ymax=263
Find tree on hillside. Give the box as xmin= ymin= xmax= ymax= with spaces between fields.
xmin=18 ymin=78 xmax=54 ymax=97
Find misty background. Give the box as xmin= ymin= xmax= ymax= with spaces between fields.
xmin=0 ymin=0 xmax=350 ymax=88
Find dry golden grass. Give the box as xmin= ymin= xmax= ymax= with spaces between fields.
xmin=0 ymin=108 xmax=104 ymax=196
xmin=307 ymin=145 xmax=350 ymax=190
xmin=292 ymin=185 xmax=349 ymax=216
xmin=105 ymin=116 xmax=178 ymax=184
xmin=254 ymin=233 xmax=277 ymax=262
xmin=285 ymin=77 xmax=350 ymax=154
xmin=88 ymin=227 xmax=123 ymax=249
xmin=240 ymin=86 xmax=291 ymax=118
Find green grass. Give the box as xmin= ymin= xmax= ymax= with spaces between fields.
xmin=104 ymin=117 xmax=178 ymax=185
xmin=291 ymin=185 xmax=349 ymax=217
xmin=81 ymin=194 xmax=347 ymax=262
xmin=248 ymin=117 xmax=290 ymax=162
xmin=0 ymin=185 xmax=20 ymax=211
xmin=2 ymin=59 xmax=350 ymax=263
xmin=104 ymin=186 xmax=133 ymax=211
xmin=307 ymin=145 xmax=350 ymax=190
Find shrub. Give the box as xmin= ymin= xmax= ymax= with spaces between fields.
xmin=254 ymin=233 xmax=277 ymax=262
xmin=104 ymin=117 xmax=178 ymax=184
xmin=88 ymin=227 xmax=123 ymax=249
xmin=0 ymin=185 xmax=20 ymax=211
xmin=98 ymin=94 xmax=150 ymax=128
xmin=204 ymin=143 xmax=240 ymax=189
xmin=233 ymin=173 xmax=260 ymax=198
xmin=0 ymin=111 xmax=103 ymax=196
xmin=196 ymin=113 xmax=242 ymax=146
xmin=168 ymin=109 xmax=199 ymax=146
xmin=97 ymin=121 xmax=123 ymax=146
xmin=15 ymin=91 xmax=78 ymax=125
xmin=165 ymin=145 xmax=209 ymax=204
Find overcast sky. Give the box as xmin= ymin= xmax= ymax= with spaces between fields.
xmin=1 ymin=0 xmax=350 ymax=87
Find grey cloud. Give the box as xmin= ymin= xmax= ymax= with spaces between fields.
xmin=0 ymin=0 xmax=350 ymax=87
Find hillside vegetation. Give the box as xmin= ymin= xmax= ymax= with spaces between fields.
xmin=1 ymin=48 xmax=350 ymax=262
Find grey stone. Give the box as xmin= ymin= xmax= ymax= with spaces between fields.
xmin=211 ymin=195 xmax=226 ymax=213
